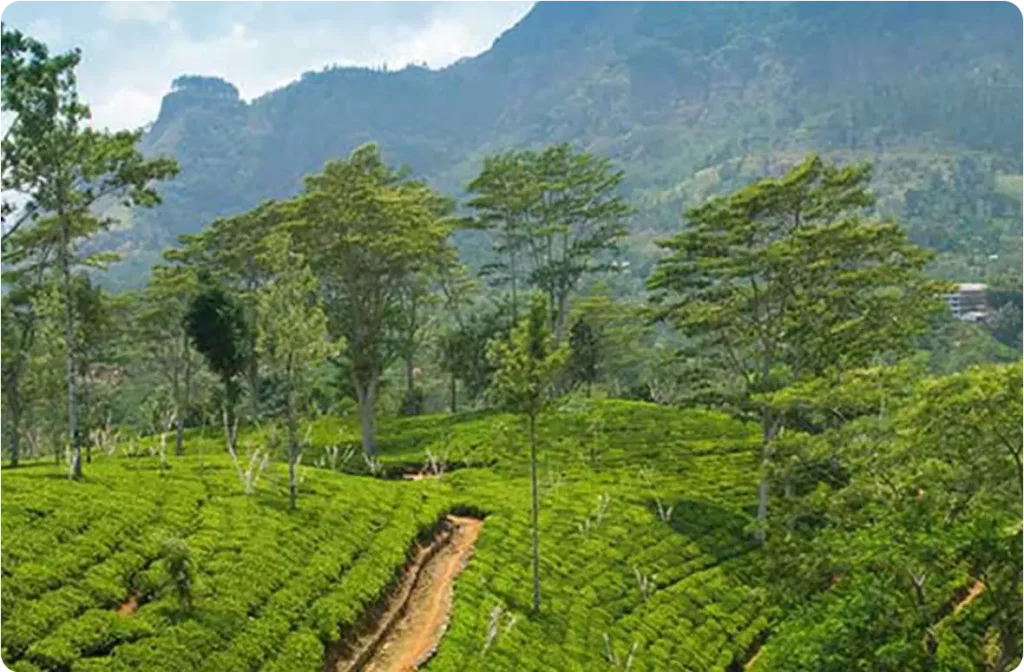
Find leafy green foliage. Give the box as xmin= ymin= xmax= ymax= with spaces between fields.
xmin=184 ymin=280 xmax=248 ymax=390
xmin=160 ymin=538 xmax=193 ymax=613
xmin=758 ymin=363 xmax=1022 ymax=671
xmin=487 ymin=296 xmax=570 ymax=419
xmin=649 ymin=153 xmax=947 ymax=541
xmin=0 ymin=399 xmax=770 ymax=672
xmin=467 ymin=143 xmax=631 ymax=336
xmin=0 ymin=452 xmax=455 ymax=672
xmin=290 ymin=142 xmax=456 ymax=454
xmin=567 ymin=317 xmax=600 ymax=395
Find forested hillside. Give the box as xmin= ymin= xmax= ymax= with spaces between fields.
xmin=97 ymin=1 xmax=1023 ymax=288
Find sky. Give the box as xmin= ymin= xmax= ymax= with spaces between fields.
xmin=0 ymin=1 xmax=534 ymax=131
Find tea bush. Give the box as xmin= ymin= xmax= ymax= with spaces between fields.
xmin=3 ymin=400 xmax=788 ymax=672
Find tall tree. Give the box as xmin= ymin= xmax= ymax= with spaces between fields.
xmin=437 ymin=262 xmax=481 ymax=413
xmin=133 ymin=262 xmax=200 ymax=456
xmin=487 ymin=295 xmax=569 ymax=612
xmin=758 ymin=363 xmax=1022 ymax=671
xmin=648 ymin=154 xmax=946 ymax=543
xmin=178 ymin=201 xmax=285 ymax=420
xmin=1 ymin=280 xmax=40 ymax=466
xmin=292 ymin=143 xmax=454 ymax=455
xmin=255 ymin=230 xmax=336 ymax=510
xmin=395 ymin=270 xmax=438 ymax=416
xmin=467 ymin=144 xmax=630 ymax=341
xmin=526 ymin=144 xmax=631 ymax=341
xmin=466 ymin=151 xmax=535 ymax=324
xmin=69 ymin=274 xmax=120 ymax=465
xmin=1 ymin=30 xmax=76 ymax=248
xmin=184 ymin=277 xmax=248 ymax=457
xmin=1 ymin=28 xmax=178 ymax=479
xmin=567 ymin=317 xmax=600 ymax=397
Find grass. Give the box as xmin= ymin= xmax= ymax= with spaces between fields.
xmin=2 ymin=399 xmax=775 ymax=672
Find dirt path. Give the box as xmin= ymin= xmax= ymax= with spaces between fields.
xmin=116 ymin=593 xmax=140 ymax=616
xmin=335 ymin=515 xmax=483 ymax=672
xmin=744 ymin=646 xmax=764 ymax=670
xmin=952 ymin=580 xmax=985 ymax=615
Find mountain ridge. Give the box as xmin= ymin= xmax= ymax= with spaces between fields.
xmin=97 ymin=1 xmax=1022 ymax=288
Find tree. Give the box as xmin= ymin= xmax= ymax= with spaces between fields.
xmin=255 ymin=230 xmax=336 ymax=510
xmin=133 ymin=262 xmax=200 ymax=456
xmin=758 ymin=364 xmax=1022 ymax=671
xmin=395 ymin=270 xmax=440 ymax=416
xmin=1 ymin=278 xmax=42 ymax=466
xmin=292 ymin=143 xmax=454 ymax=455
xmin=68 ymin=274 xmax=120 ymax=466
xmin=437 ymin=262 xmax=481 ymax=413
xmin=184 ymin=277 xmax=248 ymax=457
xmin=161 ymin=538 xmax=194 ymax=614
xmin=2 ymin=27 xmax=178 ymax=479
xmin=467 ymin=144 xmax=631 ymax=342
xmin=14 ymin=279 xmax=68 ymax=463
xmin=1 ymin=29 xmax=77 ymax=248
xmin=525 ymin=144 xmax=631 ymax=341
xmin=467 ymin=150 xmax=535 ymax=324
xmin=178 ymin=200 xmax=286 ymax=420
xmin=648 ymin=154 xmax=946 ymax=543
xmin=487 ymin=295 xmax=569 ymax=612
xmin=440 ymin=296 xmax=515 ymax=412
xmin=567 ymin=317 xmax=600 ymax=396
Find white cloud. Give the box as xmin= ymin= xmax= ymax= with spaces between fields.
xmin=102 ymin=1 xmax=172 ymax=24
xmin=89 ymin=87 xmax=162 ymax=131
xmin=387 ymin=18 xmax=491 ymax=68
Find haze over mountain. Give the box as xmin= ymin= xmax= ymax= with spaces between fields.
xmin=99 ymin=1 xmax=1023 ymax=287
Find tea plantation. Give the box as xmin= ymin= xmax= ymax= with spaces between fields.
xmin=1 ymin=400 xmax=785 ymax=672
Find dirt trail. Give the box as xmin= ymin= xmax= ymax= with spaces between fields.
xmin=952 ymin=580 xmax=985 ymax=615
xmin=335 ymin=515 xmax=483 ymax=672
xmin=116 ymin=593 xmax=141 ymax=616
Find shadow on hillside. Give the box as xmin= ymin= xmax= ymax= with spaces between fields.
xmin=663 ymin=498 xmax=755 ymax=561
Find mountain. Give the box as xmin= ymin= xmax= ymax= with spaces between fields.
xmin=98 ymin=1 xmax=1023 ymax=288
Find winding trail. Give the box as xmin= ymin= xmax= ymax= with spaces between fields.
xmin=334 ymin=515 xmax=483 ymax=672
xmin=952 ymin=580 xmax=985 ymax=615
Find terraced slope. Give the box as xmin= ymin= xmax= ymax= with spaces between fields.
xmin=1 ymin=459 xmax=454 ymax=672
xmin=2 ymin=401 xmax=774 ymax=672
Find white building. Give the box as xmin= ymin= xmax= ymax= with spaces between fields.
xmin=944 ymin=283 xmax=989 ymax=322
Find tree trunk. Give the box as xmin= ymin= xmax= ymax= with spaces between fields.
xmin=245 ymin=279 xmax=261 ymax=422
xmin=178 ymin=344 xmax=193 ymax=457
xmin=175 ymin=413 xmax=185 ymax=457
xmin=755 ymin=413 xmax=778 ymax=545
xmin=59 ymin=217 xmax=81 ymax=480
xmin=510 ymin=251 xmax=519 ymax=324
xmin=287 ymin=376 xmax=297 ymax=511
xmin=529 ymin=412 xmax=541 ymax=613
xmin=405 ymin=355 xmax=414 ymax=398
xmin=224 ymin=377 xmax=238 ymax=458
xmin=7 ymin=380 xmax=21 ymax=467
xmin=449 ymin=373 xmax=457 ymax=414
xmin=355 ymin=376 xmax=378 ymax=456
xmin=405 ymin=294 xmax=417 ymax=407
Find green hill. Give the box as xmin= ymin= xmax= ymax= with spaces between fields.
xmin=2 ymin=401 xmax=770 ymax=672
xmin=94 ymin=1 xmax=1023 ymax=288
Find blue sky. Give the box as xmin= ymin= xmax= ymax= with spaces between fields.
xmin=1 ymin=1 xmax=534 ymax=131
